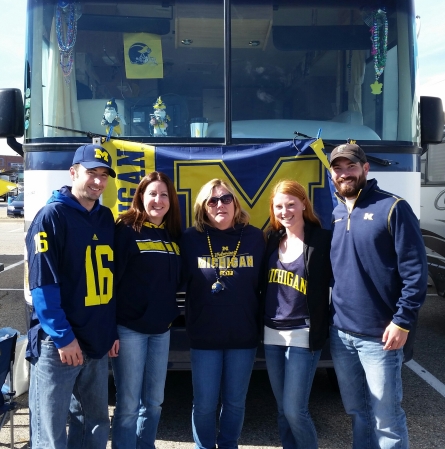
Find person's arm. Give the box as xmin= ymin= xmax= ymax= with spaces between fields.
xmin=31 ymin=284 xmax=75 ymax=346
xmin=31 ymin=284 xmax=83 ymax=366
xmin=26 ymin=209 xmax=83 ymax=364
xmin=110 ymin=222 xmax=139 ymax=351
xmin=179 ymin=230 xmax=191 ymax=286
xmin=383 ymin=200 xmax=427 ymax=349
xmin=114 ymin=222 xmax=136 ymax=286
xmin=31 ymin=284 xmax=84 ymax=365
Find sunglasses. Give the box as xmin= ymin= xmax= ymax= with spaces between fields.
xmin=207 ymin=194 xmax=234 ymax=207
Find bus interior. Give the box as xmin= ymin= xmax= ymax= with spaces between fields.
xmin=25 ymin=0 xmax=417 ymax=144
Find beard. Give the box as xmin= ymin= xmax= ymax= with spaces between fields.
xmin=333 ymin=172 xmax=367 ymax=198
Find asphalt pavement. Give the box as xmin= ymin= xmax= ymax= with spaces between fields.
xmin=1 ymin=200 xmax=444 ymax=448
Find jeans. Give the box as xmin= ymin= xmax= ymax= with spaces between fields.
xmin=264 ymin=344 xmax=321 ymax=449
xmin=190 ymin=347 xmax=257 ymax=449
xmin=330 ymin=326 xmax=408 ymax=449
xmin=29 ymin=338 xmax=110 ymax=449
xmin=111 ymin=326 xmax=170 ymax=449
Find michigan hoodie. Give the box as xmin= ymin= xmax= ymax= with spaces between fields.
xmin=181 ymin=224 xmax=265 ymax=349
xmin=114 ymin=221 xmax=180 ymax=334
xmin=26 ymin=186 xmax=117 ymax=359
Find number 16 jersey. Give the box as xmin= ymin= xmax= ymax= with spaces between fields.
xmin=26 ymin=186 xmax=117 ymax=359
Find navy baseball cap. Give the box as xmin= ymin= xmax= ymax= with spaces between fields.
xmin=330 ymin=143 xmax=367 ymax=166
xmin=72 ymin=144 xmax=116 ymax=178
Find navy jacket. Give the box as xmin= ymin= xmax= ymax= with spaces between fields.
xmin=180 ymin=224 xmax=265 ymax=349
xmin=26 ymin=186 xmax=117 ymax=359
xmin=331 ymin=179 xmax=427 ymax=359
xmin=114 ymin=221 xmax=180 ymax=334
xmin=261 ymin=224 xmax=332 ymax=351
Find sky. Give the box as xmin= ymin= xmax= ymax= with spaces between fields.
xmin=416 ymin=2 xmax=445 ymax=100
xmin=0 ymin=0 xmax=444 ymax=155
xmin=0 ymin=0 xmax=26 ymax=156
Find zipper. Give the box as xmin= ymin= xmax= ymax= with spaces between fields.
xmin=336 ymin=190 xmax=362 ymax=232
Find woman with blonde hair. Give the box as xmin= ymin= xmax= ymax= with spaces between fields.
xmin=261 ymin=179 xmax=332 ymax=449
xmin=112 ymin=171 xmax=181 ymax=449
xmin=180 ymin=178 xmax=265 ymax=449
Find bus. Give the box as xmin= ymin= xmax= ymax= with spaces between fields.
xmin=0 ymin=0 xmax=443 ymax=371
xmin=421 ymin=129 xmax=445 ymax=297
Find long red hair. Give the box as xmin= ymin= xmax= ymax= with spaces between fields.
xmin=268 ymin=180 xmax=321 ymax=231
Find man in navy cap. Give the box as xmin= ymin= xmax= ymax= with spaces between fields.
xmin=26 ymin=144 xmax=118 ymax=449
xmin=329 ymin=143 xmax=427 ymax=448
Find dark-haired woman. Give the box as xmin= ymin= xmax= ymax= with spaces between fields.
xmin=111 ymin=172 xmax=182 ymax=449
xmin=180 ymin=178 xmax=265 ymax=449
xmin=262 ymin=180 xmax=331 ymax=449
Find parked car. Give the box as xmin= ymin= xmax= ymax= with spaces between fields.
xmin=7 ymin=192 xmax=24 ymax=217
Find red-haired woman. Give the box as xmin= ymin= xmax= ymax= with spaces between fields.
xmin=111 ymin=172 xmax=182 ymax=449
xmin=262 ymin=180 xmax=332 ymax=449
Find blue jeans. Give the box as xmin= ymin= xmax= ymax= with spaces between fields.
xmin=264 ymin=344 xmax=321 ymax=449
xmin=29 ymin=337 xmax=110 ymax=449
xmin=111 ymin=326 xmax=170 ymax=449
xmin=190 ymin=347 xmax=257 ymax=449
xmin=330 ymin=326 xmax=408 ymax=449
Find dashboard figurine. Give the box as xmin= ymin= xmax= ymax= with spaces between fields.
xmin=101 ymin=98 xmax=125 ymax=140
xmin=150 ymin=96 xmax=170 ymax=136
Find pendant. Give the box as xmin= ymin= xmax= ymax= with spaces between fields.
xmin=370 ymin=80 xmax=383 ymax=95
xmin=211 ymin=280 xmax=224 ymax=294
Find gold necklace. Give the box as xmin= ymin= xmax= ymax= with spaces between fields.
xmin=206 ymin=228 xmax=243 ymax=294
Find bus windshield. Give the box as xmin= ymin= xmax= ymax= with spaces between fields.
xmin=25 ymin=0 xmax=417 ymax=144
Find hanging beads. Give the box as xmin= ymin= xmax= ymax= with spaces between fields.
xmin=347 ymin=50 xmax=353 ymax=84
xmin=370 ymin=9 xmax=388 ymax=85
xmin=56 ymin=2 xmax=79 ymax=82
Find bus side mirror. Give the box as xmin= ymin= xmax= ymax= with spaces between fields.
xmin=420 ymin=96 xmax=444 ymax=145
xmin=0 ymin=88 xmax=25 ymax=138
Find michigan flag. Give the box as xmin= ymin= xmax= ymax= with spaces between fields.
xmin=101 ymin=139 xmax=155 ymax=217
xmin=101 ymin=138 xmax=335 ymax=230
xmin=124 ymin=33 xmax=163 ymax=79
xmin=0 ymin=179 xmax=17 ymax=197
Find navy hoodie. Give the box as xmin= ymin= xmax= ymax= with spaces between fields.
xmin=26 ymin=186 xmax=117 ymax=359
xmin=114 ymin=221 xmax=180 ymax=334
xmin=331 ymin=179 xmax=427 ymax=339
xmin=180 ymin=224 xmax=265 ymax=349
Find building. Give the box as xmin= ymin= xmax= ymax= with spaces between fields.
xmin=0 ymin=155 xmax=24 ymax=172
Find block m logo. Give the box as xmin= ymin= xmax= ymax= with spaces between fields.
xmin=95 ymin=149 xmax=109 ymax=162
xmin=175 ymin=156 xmax=325 ymax=229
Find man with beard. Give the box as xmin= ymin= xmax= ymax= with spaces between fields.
xmin=328 ymin=143 xmax=426 ymax=449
